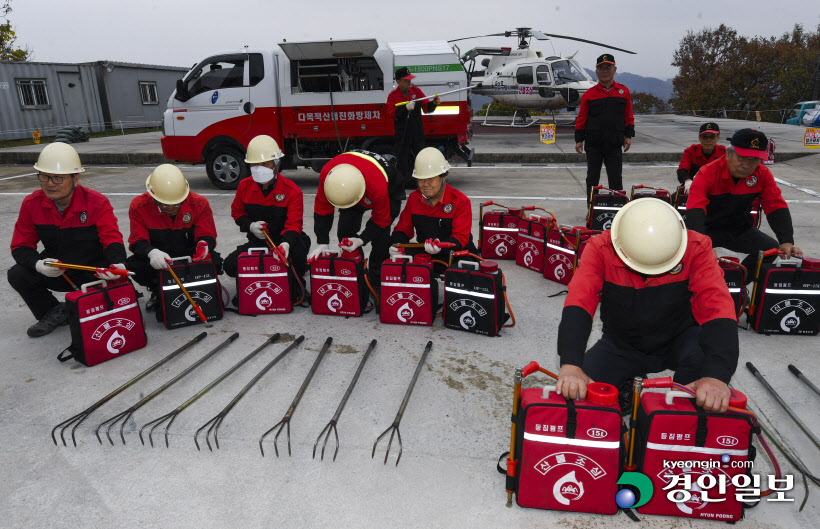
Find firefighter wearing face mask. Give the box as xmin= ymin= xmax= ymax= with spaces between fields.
xmin=223 ymin=136 xmax=309 ymax=289
xmin=9 ymin=143 xmax=127 ymax=338
xmin=390 ymin=147 xmax=476 ymax=268
xmin=126 ymin=164 xmax=221 ymax=311
xmin=555 ymin=199 xmax=739 ymax=414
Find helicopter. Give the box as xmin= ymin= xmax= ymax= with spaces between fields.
xmin=449 ymin=28 xmax=636 ymax=127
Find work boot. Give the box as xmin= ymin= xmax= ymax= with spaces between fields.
xmin=27 ymin=303 xmax=68 ymax=338
xmin=145 ymin=291 xmax=159 ymax=312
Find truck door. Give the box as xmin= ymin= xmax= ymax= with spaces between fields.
xmin=173 ymin=53 xmax=252 ymax=145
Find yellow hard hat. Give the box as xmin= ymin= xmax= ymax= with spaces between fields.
xmin=413 ymin=147 xmax=450 ymax=179
xmin=324 ymin=163 xmax=365 ymax=209
xmin=33 ymin=142 xmax=85 ymax=175
xmin=610 ymin=199 xmax=688 ymax=275
xmin=245 ymin=135 xmax=284 ymax=164
xmin=146 ymin=164 xmax=190 ymax=204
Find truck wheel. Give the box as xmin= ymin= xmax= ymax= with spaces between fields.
xmin=205 ymin=146 xmax=247 ymax=189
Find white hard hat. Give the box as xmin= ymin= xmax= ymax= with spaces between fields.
xmin=33 ymin=142 xmax=85 ymax=175
xmin=146 ymin=164 xmax=190 ymax=204
xmin=245 ymin=135 xmax=284 ymax=164
xmin=412 ymin=147 xmax=450 ymax=180
xmin=324 ymin=163 xmax=365 ymax=209
xmin=610 ymin=199 xmax=688 ymax=275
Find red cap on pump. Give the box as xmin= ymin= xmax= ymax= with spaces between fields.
xmin=508 ymin=207 xmax=522 ymax=217
xmin=414 ymin=253 xmax=432 ymax=266
xmin=729 ymin=389 xmax=748 ymax=410
xmin=586 ymin=382 xmax=619 ymax=405
xmin=480 ymin=261 xmax=499 ymax=273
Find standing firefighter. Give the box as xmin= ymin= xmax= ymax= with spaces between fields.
xmin=555 ymin=199 xmax=739 ymax=414
xmin=575 ymin=54 xmax=635 ymax=201
xmin=223 ymin=135 xmax=309 ymax=291
xmin=309 ymin=151 xmax=392 ymax=287
xmin=126 ymin=164 xmax=221 ymax=311
xmin=686 ymin=129 xmax=802 ymax=275
xmin=387 ymin=67 xmax=440 ymax=217
xmin=390 ymin=147 xmax=475 ymax=268
xmin=9 ymin=143 xmax=127 ymax=337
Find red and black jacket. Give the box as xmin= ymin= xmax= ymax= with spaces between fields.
xmin=677 ymin=144 xmax=727 ymax=183
xmin=231 ymin=174 xmax=303 ymax=246
xmin=128 ymin=192 xmax=218 ymax=258
xmin=686 ymin=156 xmax=792 ymax=242
xmin=390 ymin=184 xmax=473 ymax=251
xmin=314 ymin=152 xmax=392 ymax=245
xmin=557 ymin=231 xmax=738 ymax=383
xmin=386 ymin=85 xmax=437 ymax=140
xmin=574 ymin=81 xmax=635 ymax=150
xmin=11 ymin=185 xmax=126 ymax=270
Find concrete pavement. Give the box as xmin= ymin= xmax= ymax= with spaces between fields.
xmin=0 ymin=140 xmax=818 ymax=528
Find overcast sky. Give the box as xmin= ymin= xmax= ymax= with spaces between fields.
xmin=7 ymin=0 xmax=820 ymax=80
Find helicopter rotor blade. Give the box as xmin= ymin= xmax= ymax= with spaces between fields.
xmin=530 ymin=30 xmax=549 ymax=40
xmin=543 ymin=33 xmax=636 ymax=54
xmin=448 ymin=33 xmax=507 ymax=44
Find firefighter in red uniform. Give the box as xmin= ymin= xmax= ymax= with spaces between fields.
xmin=390 ymin=147 xmax=476 ymax=267
xmin=686 ymin=129 xmax=802 ymax=275
xmin=309 ymin=151 xmax=393 ymax=286
xmin=223 ymin=135 xmax=310 ymax=292
xmin=9 ymin=143 xmax=127 ymax=337
xmin=555 ymin=199 xmax=739 ymax=413
xmin=386 ymin=67 xmax=440 ymax=218
xmin=677 ymin=122 xmax=727 ymax=191
xmin=575 ymin=54 xmax=635 ymax=201
xmin=126 ymin=164 xmax=221 ymax=311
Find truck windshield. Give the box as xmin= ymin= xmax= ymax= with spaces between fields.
xmin=551 ymin=60 xmax=589 ymax=85
xmin=184 ymin=57 xmax=246 ymax=98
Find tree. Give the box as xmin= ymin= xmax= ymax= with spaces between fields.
xmin=1 ymin=0 xmax=31 ymax=61
xmin=670 ymin=24 xmax=820 ymax=122
xmin=631 ymin=91 xmax=671 ymax=114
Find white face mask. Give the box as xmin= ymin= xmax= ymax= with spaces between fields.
xmin=251 ymin=165 xmax=275 ymax=184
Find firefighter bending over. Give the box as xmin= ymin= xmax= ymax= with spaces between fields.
xmin=309 ymin=151 xmax=393 ymax=287
xmin=223 ymin=135 xmax=310 ymax=299
xmin=9 ymin=143 xmax=127 ymax=338
xmin=390 ymin=147 xmax=476 ymax=270
xmin=126 ymin=165 xmax=221 ymax=312
xmin=555 ymin=199 xmax=738 ymax=413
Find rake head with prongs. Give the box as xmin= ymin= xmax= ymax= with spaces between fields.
xmin=139 ymin=411 xmax=180 ymax=448
xmin=312 ymin=420 xmax=340 ymax=461
xmin=259 ymin=417 xmax=290 ymax=457
xmin=96 ymin=409 xmax=136 ymax=446
xmin=372 ymin=421 xmax=403 ymax=466
xmin=194 ymin=335 xmax=305 ymax=451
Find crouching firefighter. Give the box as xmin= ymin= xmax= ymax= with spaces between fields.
xmin=222 ymin=135 xmax=309 ymax=298
xmin=309 ymin=151 xmax=393 ymax=288
xmin=9 ymin=143 xmax=127 ymax=338
xmin=126 ymin=164 xmax=221 ymax=311
xmin=390 ymin=147 xmax=476 ymax=271
xmin=555 ymin=199 xmax=739 ymax=413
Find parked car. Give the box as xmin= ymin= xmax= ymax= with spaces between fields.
xmin=784 ymin=101 xmax=820 ymax=125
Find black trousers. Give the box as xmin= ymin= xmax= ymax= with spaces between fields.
xmin=8 ymin=264 xmax=96 ymax=320
xmin=585 ymin=145 xmax=623 ymax=201
xmin=704 ymin=227 xmax=779 ymax=278
xmin=338 ymin=206 xmax=390 ymax=286
xmin=222 ymin=233 xmax=310 ymax=282
xmin=393 ymin=132 xmax=426 ymax=219
xmin=582 ymin=326 xmax=705 ymax=391
xmin=126 ymin=252 xmax=223 ymax=293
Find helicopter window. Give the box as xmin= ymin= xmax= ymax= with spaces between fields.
xmin=551 ymin=60 xmax=587 ymax=85
xmin=516 ymin=66 xmax=533 ymax=85
xmin=536 ymin=65 xmax=552 ymax=85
